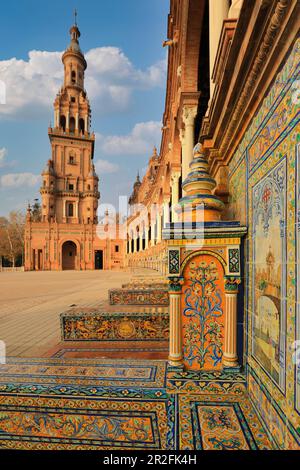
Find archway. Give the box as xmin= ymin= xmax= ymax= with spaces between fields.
xmin=79 ymin=118 xmax=85 ymax=134
xmin=60 ymin=115 xmax=66 ymax=132
xmin=62 ymin=241 xmax=77 ymax=270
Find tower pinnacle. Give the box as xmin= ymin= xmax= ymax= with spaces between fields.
xmin=74 ymin=8 xmax=78 ymax=26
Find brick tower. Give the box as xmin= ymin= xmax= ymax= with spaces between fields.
xmin=25 ymin=20 xmax=125 ymax=271
xmin=42 ymin=20 xmax=99 ymax=226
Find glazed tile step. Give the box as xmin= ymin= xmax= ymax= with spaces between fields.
xmin=109 ymin=287 xmax=169 ymax=306
xmin=121 ymin=281 xmax=168 ymax=289
xmin=61 ymin=303 xmax=169 ymax=341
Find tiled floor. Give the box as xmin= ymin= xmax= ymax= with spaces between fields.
xmin=0 ymin=358 xmax=274 ymax=450
xmin=46 ymin=340 xmax=168 ymax=359
xmin=0 ymin=269 xmax=152 ymax=357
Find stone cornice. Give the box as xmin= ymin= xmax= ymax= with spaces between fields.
xmin=201 ymin=0 xmax=299 ymax=174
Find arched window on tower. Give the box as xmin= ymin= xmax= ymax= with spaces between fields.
xmin=60 ymin=115 xmax=66 ymax=132
xmin=79 ymin=118 xmax=85 ymax=134
xmin=68 ymin=203 xmax=74 ymax=217
xmin=69 ymin=117 xmax=75 ymax=133
xmin=71 ymin=70 xmax=76 ymax=84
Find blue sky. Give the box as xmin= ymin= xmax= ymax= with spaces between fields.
xmin=0 ymin=0 xmax=169 ymax=215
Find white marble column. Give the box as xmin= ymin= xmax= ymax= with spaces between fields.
xmin=209 ymin=0 xmax=230 ymax=98
xmin=163 ymin=198 xmax=170 ymax=227
xmin=171 ymin=172 xmax=180 ymax=222
xmin=181 ymin=105 xmax=197 ymax=186
xmin=223 ymin=277 xmax=240 ymax=368
xmin=228 ymin=0 xmax=243 ymax=18
xmin=145 ymin=223 xmax=149 ymax=249
xmin=75 ymin=112 xmax=79 ymax=132
xmin=157 ymin=211 xmax=162 ymax=243
xmin=168 ymin=277 xmax=183 ymax=366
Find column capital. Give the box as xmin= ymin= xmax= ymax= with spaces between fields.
xmin=171 ymin=171 xmax=181 ymax=183
xmin=224 ymin=276 xmax=241 ymax=293
xmin=168 ymin=276 xmax=184 ymax=292
xmin=179 ymin=127 xmax=186 ymax=144
xmin=182 ymin=105 xmax=198 ymax=127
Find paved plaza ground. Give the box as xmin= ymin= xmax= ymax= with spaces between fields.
xmin=0 ymin=269 xmax=153 ymax=358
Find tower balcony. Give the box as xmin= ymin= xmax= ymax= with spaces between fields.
xmin=48 ymin=126 xmax=95 ymax=142
xmin=82 ymin=190 xmax=100 ymax=199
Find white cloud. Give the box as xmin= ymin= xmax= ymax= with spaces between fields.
xmin=0 ymin=147 xmax=7 ymax=167
xmin=0 ymin=172 xmax=41 ymax=188
xmin=94 ymin=159 xmax=119 ymax=174
xmin=0 ymin=47 xmax=167 ymax=118
xmin=96 ymin=121 xmax=161 ymax=156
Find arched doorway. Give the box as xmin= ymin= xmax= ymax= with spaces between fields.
xmin=62 ymin=241 xmax=77 ymax=270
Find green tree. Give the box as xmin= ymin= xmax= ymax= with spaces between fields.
xmin=31 ymin=199 xmax=42 ymax=222
xmin=0 ymin=211 xmax=25 ymax=267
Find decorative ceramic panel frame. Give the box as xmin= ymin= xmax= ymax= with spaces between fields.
xmin=228 ymin=38 xmax=300 ymax=448
xmin=251 ymin=157 xmax=287 ymax=391
xmin=168 ymin=248 xmax=180 ymax=275
xmin=228 ymin=246 xmax=241 ymax=275
xmin=296 ymin=143 xmax=300 ymax=413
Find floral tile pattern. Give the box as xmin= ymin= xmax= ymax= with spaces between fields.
xmin=0 ymin=358 xmax=167 ymax=389
xmin=178 ymin=393 xmax=274 ymax=450
xmin=0 ymin=358 xmax=274 ymax=450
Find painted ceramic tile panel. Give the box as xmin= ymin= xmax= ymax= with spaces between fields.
xmin=296 ymin=143 xmax=300 ymax=413
xmin=248 ymin=372 xmax=286 ymax=449
xmin=227 ymin=38 xmax=300 ymax=445
xmin=181 ymin=254 xmax=225 ymax=370
xmin=228 ymin=158 xmax=247 ymax=224
xmin=252 ymin=157 xmax=286 ymax=388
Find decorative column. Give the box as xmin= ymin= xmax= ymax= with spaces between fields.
xmin=145 ymin=223 xmax=149 ymax=249
xmin=223 ymin=277 xmax=241 ymax=369
xmin=228 ymin=0 xmax=243 ymax=18
xmin=168 ymin=277 xmax=184 ymax=367
xmin=139 ymin=226 xmax=143 ymax=252
xmin=157 ymin=211 xmax=162 ymax=243
xmin=181 ymin=105 xmax=198 ymax=186
xmin=179 ymin=128 xmax=187 ymax=182
xmin=133 ymin=230 xmax=137 ymax=253
xmin=163 ymin=198 xmax=170 ymax=227
xmin=171 ymin=172 xmax=180 ymax=222
xmin=54 ymin=109 xmax=59 ymax=128
xmin=66 ymin=111 xmax=70 ymax=132
xmin=75 ymin=112 xmax=79 ymax=132
xmin=209 ymin=0 xmax=230 ymax=98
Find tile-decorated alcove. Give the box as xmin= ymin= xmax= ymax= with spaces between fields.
xmin=228 ymin=38 xmax=300 ymax=449
xmin=163 ymin=222 xmax=247 ymax=371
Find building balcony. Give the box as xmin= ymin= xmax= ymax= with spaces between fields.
xmin=48 ymin=127 xmax=95 ymax=141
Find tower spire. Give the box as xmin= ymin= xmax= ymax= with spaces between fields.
xmin=74 ymin=8 xmax=78 ymax=26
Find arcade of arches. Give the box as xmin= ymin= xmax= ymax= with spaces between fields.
xmin=12 ymin=0 xmax=300 ymax=450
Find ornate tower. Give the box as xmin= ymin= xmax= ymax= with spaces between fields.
xmin=25 ymin=18 xmax=125 ymax=272
xmin=41 ymin=19 xmax=99 ymax=224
